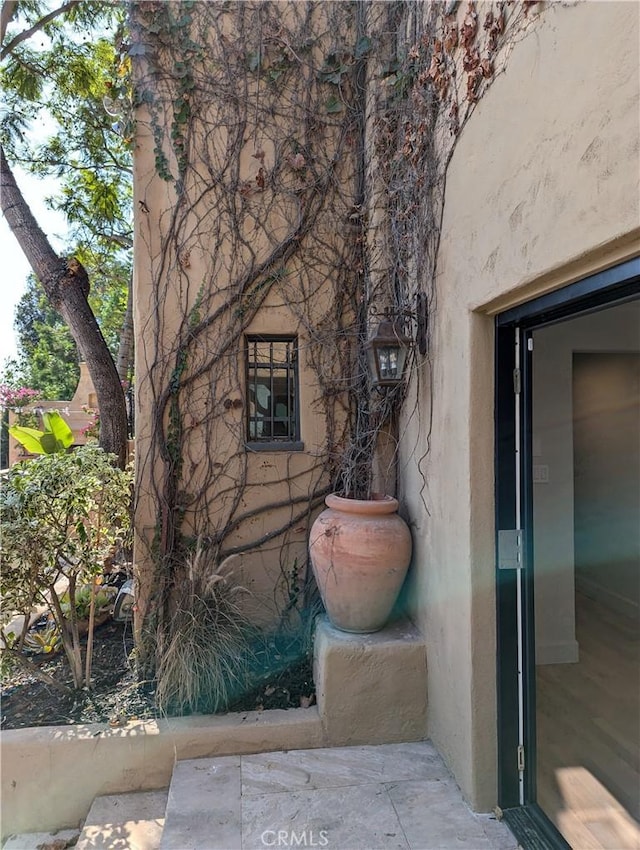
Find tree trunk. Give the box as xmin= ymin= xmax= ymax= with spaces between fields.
xmin=0 ymin=2 xmax=19 ymax=42
xmin=1 ymin=145 xmax=128 ymax=467
xmin=116 ymin=272 xmax=134 ymax=383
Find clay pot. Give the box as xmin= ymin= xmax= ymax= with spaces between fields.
xmin=309 ymin=493 xmax=412 ymax=633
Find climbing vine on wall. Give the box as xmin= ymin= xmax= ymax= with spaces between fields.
xmin=130 ymin=1 xmax=372 ymax=654
xmin=127 ymin=0 xmax=543 ymax=664
xmin=363 ymin=0 xmax=543 ymax=481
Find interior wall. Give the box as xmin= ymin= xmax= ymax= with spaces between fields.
xmin=532 ymin=302 xmax=640 ymax=662
xmin=399 ymin=0 xmax=640 ymax=811
xmin=573 ymin=350 xmax=640 ymax=615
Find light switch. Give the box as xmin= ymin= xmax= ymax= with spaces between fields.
xmin=533 ymin=464 xmax=549 ymax=483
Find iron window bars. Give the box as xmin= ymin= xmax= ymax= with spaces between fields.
xmin=245 ymin=336 xmax=299 ymax=445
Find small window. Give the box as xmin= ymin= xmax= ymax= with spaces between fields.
xmin=245 ymin=336 xmax=301 ymax=448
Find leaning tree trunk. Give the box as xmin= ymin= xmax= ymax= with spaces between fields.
xmin=1 ymin=145 xmax=128 ymax=468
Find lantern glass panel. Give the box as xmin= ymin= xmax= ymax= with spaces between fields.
xmin=378 ymin=345 xmax=398 ymax=380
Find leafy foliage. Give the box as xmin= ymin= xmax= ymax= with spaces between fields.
xmin=60 ymin=584 xmax=116 ymax=622
xmin=4 ymin=276 xmax=78 ymax=398
xmin=0 ymin=444 xmax=132 ymax=689
xmin=1 ymin=0 xmax=134 ymax=397
xmin=4 ymin=255 xmax=130 ymax=399
xmin=1 ymin=2 xmax=132 ymax=259
xmin=9 ymin=408 xmax=74 ymax=454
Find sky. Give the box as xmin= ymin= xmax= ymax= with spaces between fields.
xmin=0 ymin=166 xmax=68 ymax=372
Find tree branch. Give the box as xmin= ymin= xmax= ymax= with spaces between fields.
xmin=219 ymin=495 xmax=330 ymax=559
xmin=1 ymin=1 xmax=79 ymax=61
xmin=0 ymin=0 xmax=18 ymax=43
xmin=1 ymin=143 xmax=128 ymax=466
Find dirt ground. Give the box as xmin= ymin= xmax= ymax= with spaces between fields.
xmin=0 ymin=620 xmax=315 ymax=730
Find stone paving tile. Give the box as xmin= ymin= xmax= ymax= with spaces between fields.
xmin=3 ymin=829 xmax=81 ymax=850
xmin=155 ymin=743 xmax=519 ymax=850
xmin=241 ymin=742 xmax=449 ymax=796
xmin=237 ymin=744 xmax=518 ymax=850
xmin=475 ymin=812 xmax=522 ymax=850
xmin=160 ymin=756 xmax=241 ymax=850
xmin=386 ymin=778 xmax=507 ymax=850
xmin=242 ymin=783 xmax=410 ymax=850
xmin=75 ymin=790 xmax=168 ymax=850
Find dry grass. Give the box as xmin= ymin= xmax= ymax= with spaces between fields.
xmin=155 ymin=546 xmax=256 ymax=716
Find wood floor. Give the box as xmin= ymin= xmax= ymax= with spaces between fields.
xmin=536 ymin=591 xmax=640 ymax=850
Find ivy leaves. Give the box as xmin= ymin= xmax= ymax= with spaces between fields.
xmin=317 ymin=37 xmax=370 ymax=115
xmin=245 ymin=33 xmax=372 ymax=116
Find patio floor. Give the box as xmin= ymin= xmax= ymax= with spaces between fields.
xmin=3 ymin=741 xmax=521 ymax=850
xmin=159 ymin=741 xmax=520 ymax=850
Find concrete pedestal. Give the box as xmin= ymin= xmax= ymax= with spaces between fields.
xmin=314 ymin=615 xmax=428 ymax=746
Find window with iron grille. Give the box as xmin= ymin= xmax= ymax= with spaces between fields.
xmin=245 ymin=336 xmax=301 ymax=448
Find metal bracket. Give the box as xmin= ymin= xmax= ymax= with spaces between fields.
xmin=498 ymin=529 xmax=524 ymax=570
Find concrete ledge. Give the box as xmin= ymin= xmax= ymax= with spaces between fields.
xmin=314 ymin=615 xmax=428 ymax=746
xmin=0 ymin=708 xmax=323 ymax=840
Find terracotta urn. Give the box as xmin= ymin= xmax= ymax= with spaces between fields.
xmin=309 ymin=493 xmax=412 ymax=633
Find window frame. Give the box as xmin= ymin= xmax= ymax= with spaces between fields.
xmin=244 ymin=334 xmax=303 ymax=452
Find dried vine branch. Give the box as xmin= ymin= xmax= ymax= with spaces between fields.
xmin=129 ymin=0 xmax=544 ymax=663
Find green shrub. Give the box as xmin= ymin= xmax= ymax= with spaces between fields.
xmin=0 ymin=445 xmax=132 ymax=690
xmin=60 ymin=585 xmax=117 ymax=622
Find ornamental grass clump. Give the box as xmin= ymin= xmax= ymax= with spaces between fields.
xmin=155 ymin=545 xmax=256 ymax=716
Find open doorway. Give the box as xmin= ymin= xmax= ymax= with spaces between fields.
xmin=496 ymin=261 xmax=640 ymax=849
xmin=533 ymin=303 xmax=640 ymax=849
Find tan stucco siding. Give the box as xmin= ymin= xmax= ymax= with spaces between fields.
xmin=400 ymin=0 xmax=639 ymax=810
xmin=131 ymin=1 xmax=358 ymax=627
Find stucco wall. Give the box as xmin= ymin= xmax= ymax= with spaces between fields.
xmin=399 ymin=0 xmax=639 ymax=810
xmin=132 ymin=2 xmax=358 ymax=625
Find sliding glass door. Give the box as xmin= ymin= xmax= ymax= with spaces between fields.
xmin=496 ymin=260 xmax=640 ymax=849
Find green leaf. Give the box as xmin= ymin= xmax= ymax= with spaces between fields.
xmin=8 ymin=425 xmax=47 ymax=454
xmin=76 ymin=521 xmax=88 ymax=543
xmin=355 ymin=36 xmax=372 ymax=59
xmin=318 ymin=53 xmax=348 ymax=85
xmin=325 ymin=95 xmax=343 ymax=114
xmin=247 ymin=51 xmax=261 ymax=72
xmin=2 ymin=4 xmax=133 ymax=397
xmin=319 ymin=71 xmax=343 ymax=85
xmin=41 ymin=411 xmax=74 ymax=449
xmin=39 ymin=433 xmax=59 ymax=454
xmin=8 ymin=411 xmax=74 ymax=454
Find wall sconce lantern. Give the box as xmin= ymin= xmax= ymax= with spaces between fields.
xmin=365 ymin=318 xmax=412 ymax=387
